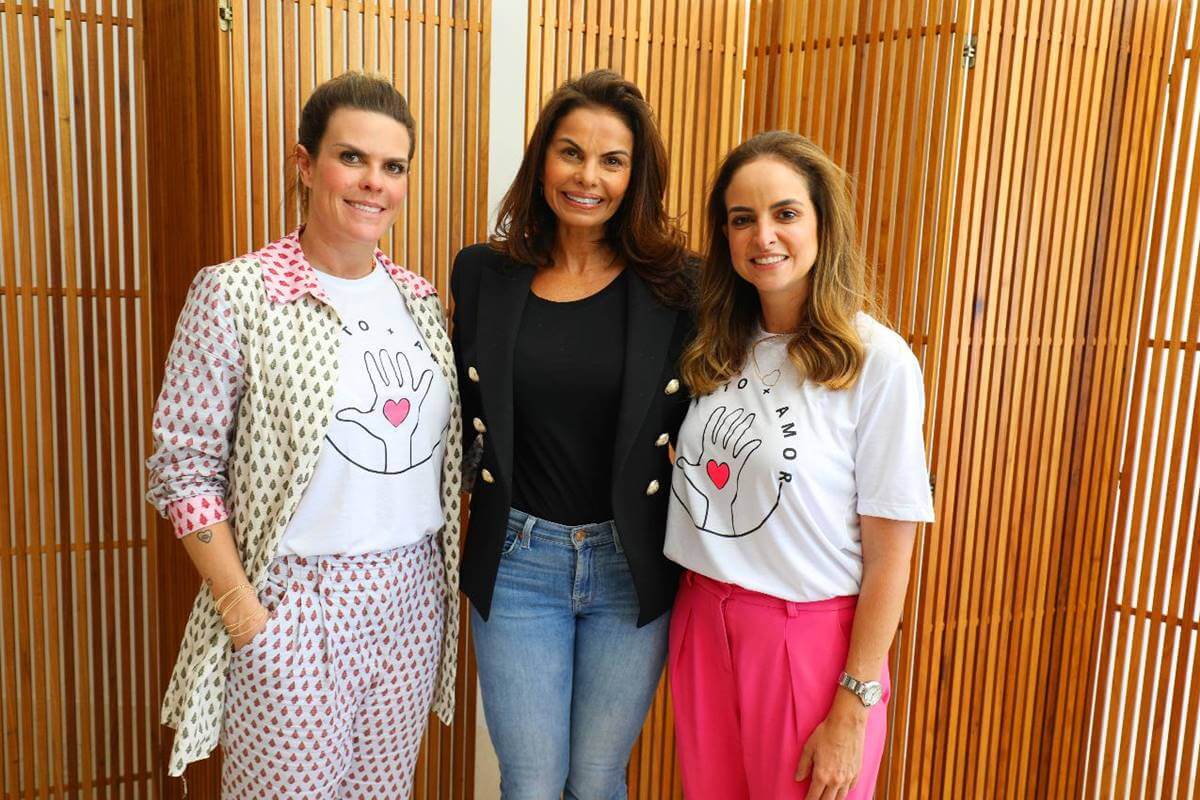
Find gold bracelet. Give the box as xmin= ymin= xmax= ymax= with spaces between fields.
xmin=214 ymin=583 xmax=255 ymax=616
xmin=218 ymin=590 xmax=257 ymax=621
xmin=225 ymin=608 xmax=268 ymax=637
xmin=215 ymin=586 xmax=254 ymax=617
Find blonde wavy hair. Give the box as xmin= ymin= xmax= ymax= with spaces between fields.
xmin=680 ymin=131 xmax=876 ymax=395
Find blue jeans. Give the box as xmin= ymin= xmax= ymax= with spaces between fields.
xmin=471 ymin=508 xmax=670 ymax=800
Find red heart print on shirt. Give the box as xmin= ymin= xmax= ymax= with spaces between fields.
xmin=706 ymin=459 xmax=730 ymax=490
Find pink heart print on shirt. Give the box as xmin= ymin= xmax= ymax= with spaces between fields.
xmin=383 ymin=398 xmax=411 ymax=427
xmin=706 ymin=459 xmax=730 ymax=490
xmin=328 ymin=349 xmax=437 ymax=474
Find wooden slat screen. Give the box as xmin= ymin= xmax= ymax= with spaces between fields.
xmin=214 ymin=2 xmax=491 ymax=797
xmin=521 ymin=3 xmax=747 ymax=796
xmin=156 ymin=1 xmax=1195 ymax=795
xmin=741 ymin=1 xmax=1184 ymax=797
xmin=3 ymin=1 xmax=1193 ymax=797
xmin=0 ymin=0 xmax=157 ymax=797
xmin=1089 ymin=1 xmax=1200 ymax=797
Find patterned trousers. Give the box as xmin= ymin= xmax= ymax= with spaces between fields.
xmin=221 ymin=538 xmax=444 ymax=799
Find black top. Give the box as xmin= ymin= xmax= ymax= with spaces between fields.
xmin=512 ymin=271 xmax=628 ymax=524
xmin=450 ymin=243 xmax=695 ymax=626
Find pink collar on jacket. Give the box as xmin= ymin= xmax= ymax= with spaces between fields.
xmin=257 ymin=228 xmax=436 ymax=304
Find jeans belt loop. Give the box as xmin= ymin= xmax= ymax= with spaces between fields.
xmin=520 ymin=513 xmax=536 ymax=548
xmin=785 ymin=601 xmax=800 ymax=618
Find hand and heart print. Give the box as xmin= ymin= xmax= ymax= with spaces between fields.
xmin=325 ymin=348 xmax=438 ymax=475
xmin=672 ymin=404 xmax=781 ymax=537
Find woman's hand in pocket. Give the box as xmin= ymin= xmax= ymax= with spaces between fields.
xmin=226 ymin=598 xmax=271 ymax=651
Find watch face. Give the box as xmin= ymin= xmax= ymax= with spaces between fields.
xmin=861 ymin=682 xmax=883 ymax=706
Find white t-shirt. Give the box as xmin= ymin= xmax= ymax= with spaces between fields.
xmin=278 ymin=262 xmax=451 ymax=556
xmin=664 ymin=313 xmax=935 ymax=601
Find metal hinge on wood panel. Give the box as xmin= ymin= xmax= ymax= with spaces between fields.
xmin=963 ymin=33 xmax=978 ymax=68
xmin=218 ymin=0 xmax=233 ymax=32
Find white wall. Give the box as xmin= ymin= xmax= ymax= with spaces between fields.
xmin=486 ymin=0 xmax=530 ymax=234
xmin=475 ymin=2 xmax=529 ymax=797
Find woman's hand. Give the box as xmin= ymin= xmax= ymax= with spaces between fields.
xmin=795 ymin=700 xmax=867 ymax=800
xmin=177 ymin=521 xmax=267 ymax=652
xmin=225 ymin=596 xmax=270 ymax=651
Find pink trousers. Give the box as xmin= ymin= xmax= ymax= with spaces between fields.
xmin=668 ymin=571 xmax=889 ymax=800
xmin=221 ymin=539 xmax=443 ymax=799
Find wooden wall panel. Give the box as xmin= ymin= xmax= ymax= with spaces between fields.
xmin=214 ymin=2 xmax=491 ymax=798
xmin=741 ymin=0 xmax=1186 ymax=797
xmin=2 ymin=1 xmax=1191 ymax=798
xmin=144 ymin=0 xmax=233 ymax=795
xmin=0 ymin=0 xmax=157 ymax=797
xmin=1088 ymin=2 xmax=1200 ymax=797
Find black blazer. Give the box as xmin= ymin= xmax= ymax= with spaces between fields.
xmin=450 ymin=243 xmax=693 ymax=626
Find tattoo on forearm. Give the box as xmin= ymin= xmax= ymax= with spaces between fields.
xmin=197 ymin=528 xmax=213 ymax=544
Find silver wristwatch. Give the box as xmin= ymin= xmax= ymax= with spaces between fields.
xmin=838 ymin=671 xmax=883 ymax=707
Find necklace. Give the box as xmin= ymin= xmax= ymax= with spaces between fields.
xmin=749 ymin=332 xmax=789 ymax=388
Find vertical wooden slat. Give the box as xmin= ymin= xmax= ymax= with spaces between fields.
xmin=567 ymin=0 xmax=583 ymax=80
xmin=745 ymin=0 xmax=1200 ymax=796
xmin=991 ymin=1 xmax=1055 ymax=790
xmin=1137 ymin=42 xmax=1200 ymax=790
xmin=348 ymin=0 xmax=362 ymax=69
xmin=333 ymin=0 xmax=347 ymax=73
xmin=524 ymin=0 xmax=543 ymax=137
xmin=0 ymin=7 xmax=27 ymax=796
xmin=364 ymin=0 xmax=377 ymax=72
xmin=284 ymin=0 xmax=299 ymax=229
xmin=1036 ymin=0 xmax=1108 ymax=791
xmin=1086 ymin=2 xmax=1200 ymax=797
xmin=123 ymin=0 xmax=154 ymax=787
xmin=895 ymin=0 xmax=972 ymax=793
xmin=0 ymin=0 xmax=174 ymax=797
xmin=74 ymin=4 xmax=106 ymax=793
xmin=24 ymin=6 xmax=57 ymax=793
xmin=267 ymin=0 xmax=282 ymax=235
xmin=46 ymin=3 xmax=97 ymax=794
xmin=316 ymin=0 xmax=331 ymax=81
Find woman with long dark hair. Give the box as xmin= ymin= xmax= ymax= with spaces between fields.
xmin=451 ymin=69 xmax=693 ymax=798
xmin=665 ymin=131 xmax=934 ymax=799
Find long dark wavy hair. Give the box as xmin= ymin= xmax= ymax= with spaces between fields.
xmin=490 ymin=70 xmax=692 ymax=308
xmin=680 ymin=131 xmax=876 ymax=394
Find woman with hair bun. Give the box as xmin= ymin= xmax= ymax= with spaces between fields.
xmin=148 ymin=72 xmax=462 ymax=799
xmin=665 ymin=131 xmax=934 ymax=799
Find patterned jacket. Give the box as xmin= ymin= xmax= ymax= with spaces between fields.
xmin=146 ymin=230 xmax=462 ymax=777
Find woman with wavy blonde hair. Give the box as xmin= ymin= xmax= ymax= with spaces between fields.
xmin=664 ymin=131 xmax=934 ymax=799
